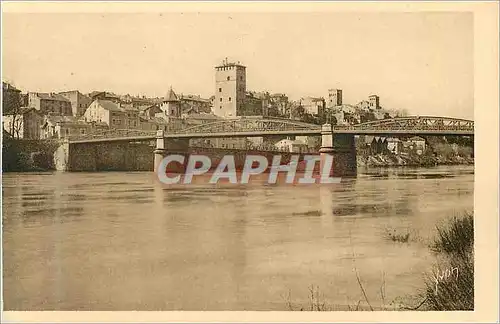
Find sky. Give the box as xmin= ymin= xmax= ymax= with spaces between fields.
xmin=2 ymin=12 xmax=473 ymax=119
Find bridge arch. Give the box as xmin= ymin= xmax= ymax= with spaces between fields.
xmin=333 ymin=116 xmax=474 ymax=132
xmin=173 ymin=117 xmax=321 ymax=135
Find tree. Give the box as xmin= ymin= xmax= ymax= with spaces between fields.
xmin=4 ymin=106 xmax=24 ymax=139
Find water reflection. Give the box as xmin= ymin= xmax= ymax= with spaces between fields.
xmin=2 ymin=166 xmax=473 ymax=310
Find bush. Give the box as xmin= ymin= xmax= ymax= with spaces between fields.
xmin=423 ymin=212 xmax=474 ymax=310
xmin=430 ymin=212 xmax=474 ymax=257
xmin=423 ymin=252 xmax=474 ymax=310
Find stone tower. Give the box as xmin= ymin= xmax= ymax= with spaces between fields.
xmin=214 ymin=58 xmax=246 ymax=118
xmin=162 ymin=86 xmax=181 ymax=117
xmin=327 ymin=89 xmax=342 ymax=108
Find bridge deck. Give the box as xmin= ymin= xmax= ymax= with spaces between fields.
xmin=67 ymin=116 xmax=474 ymax=144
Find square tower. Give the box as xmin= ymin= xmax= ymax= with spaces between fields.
xmin=369 ymin=94 xmax=380 ymax=109
xmin=327 ymin=89 xmax=342 ymax=108
xmin=214 ymin=59 xmax=246 ymax=118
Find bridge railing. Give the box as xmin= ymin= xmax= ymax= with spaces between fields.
xmin=333 ymin=124 xmax=474 ymax=131
xmin=67 ymin=129 xmax=157 ymax=141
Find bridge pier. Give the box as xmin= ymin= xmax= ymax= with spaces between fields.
xmin=319 ymin=123 xmax=357 ymax=177
xmin=154 ymin=130 xmax=167 ymax=173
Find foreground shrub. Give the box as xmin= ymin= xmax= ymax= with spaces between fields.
xmin=430 ymin=212 xmax=474 ymax=257
xmin=423 ymin=212 xmax=474 ymax=310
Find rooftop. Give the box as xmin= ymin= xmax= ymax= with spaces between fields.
xmin=95 ymin=99 xmax=139 ymax=112
xmin=215 ymin=58 xmax=246 ymax=69
xmin=164 ymin=87 xmax=179 ymax=102
xmin=32 ymin=92 xmax=70 ymax=102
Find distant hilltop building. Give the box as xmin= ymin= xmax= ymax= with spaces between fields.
xmin=214 ymin=58 xmax=246 ymax=118
xmin=327 ymin=89 xmax=342 ymax=109
xmin=300 ymin=97 xmax=325 ymax=116
xmin=368 ymin=94 xmax=380 ymax=109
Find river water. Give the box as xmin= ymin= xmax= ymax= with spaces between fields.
xmin=2 ymin=165 xmax=474 ymax=311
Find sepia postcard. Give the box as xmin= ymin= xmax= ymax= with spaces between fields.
xmin=1 ymin=1 xmax=498 ymax=323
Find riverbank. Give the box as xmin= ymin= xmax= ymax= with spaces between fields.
xmin=2 ymin=138 xmax=61 ymax=172
xmin=357 ymin=153 xmax=474 ymax=168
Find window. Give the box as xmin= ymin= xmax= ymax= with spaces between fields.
xmin=227 ymin=76 xmax=230 ymax=81
xmin=240 ymin=76 xmax=243 ymax=80
xmin=220 ymin=106 xmax=222 ymax=109
xmin=228 ymin=97 xmax=232 ymax=102
xmin=219 ymin=88 xmax=222 ymax=92
xmin=220 ymin=98 xmax=222 ymax=102
xmin=80 ymin=129 xmax=86 ymax=135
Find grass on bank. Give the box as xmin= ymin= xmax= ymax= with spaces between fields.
xmin=430 ymin=212 xmax=474 ymax=256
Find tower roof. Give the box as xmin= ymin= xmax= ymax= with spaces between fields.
xmin=165 ymin=87 xmax=179 ymax=102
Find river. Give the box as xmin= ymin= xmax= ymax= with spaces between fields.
xmin=2 ymin=165 xmax=474 ymax=311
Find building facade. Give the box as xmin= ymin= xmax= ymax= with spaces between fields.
xmin=59 ymin=90 xmax=92 ymax=117
xmin=369 ymin=94 xmax=380 ymax=109
xmin=160 ymin=87 xmax=182 ymax=117
xmin=2 ymin=82 xmax=21 ymax=114
xmin=40 ymin=115 xmax=107 ymax=139
xmin=301 ymin=97 xmax=325 ymax=115
xmin=179 ymin=94 xmax=212 ymax=114
xmin=84 ymin=99 xmax=140 ymax=129
xmin=214 ymin=59 xmax=246 ymax=118
xmin=28 ymin=92 xmax=73 ymax=116
xmin=327 ymin=89 xmax=342 ymax=109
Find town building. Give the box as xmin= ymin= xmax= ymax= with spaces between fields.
xmin=138 ymin=104 xmax=162 ymax=119
xmin=183 ymin=112 xmax=222 ymax=125
xmin=268 ymin=93 xmax=290 ymax=117
xmin=120 ymin=94 xmax=158 ymax=108
xmin=214 ymin=59 xmax=246 ymax=118
xmin=59 ymin=90 xmax=92 ymax=117
xmin=140 ymin=116 xmax=170 ymax=132
xmin=363 ymin=136 xmax=387 ymax=155
xmin=88 ymin=91 xmax=121 ymax=104
xmin=28 ymin=92 xmax=73 ymax=116
xmin=295 ymin=136 xmax=321 ymax=149
xmin=179 ymin=94 xmax=212 ymax=114
xmin=274 ymin=138 xmax=309 ymax=153
xmin=2 ymin=82 xmax=21 ymax=114
xmin=243 ymin=92 xmax=265 ymax=116
xmin=300 ymin=97 xmax=325 ymax=116
xmin=327 ymin=89 xmax=342 ymax=109
xmin=357 ymin=100 xmax=371 ymax=111
xmin=2 ymin=107 xmax=43 ymax=139
xmin=160 ymin=87 xmax=182 ymax=117
xmin=369 ymin=94 xmax=380 ymax=109
xmin=386 ymin=137 xmax=402 ymax=155
xmin=84 ymin=99 xmax=140 ymax=129
xmin=191 ymin=137 xmax=248 ymax=150
xmin=40 ymin=115 xmax=107 ymax=139
xmin=406 ymin=136 xmax=426 ymax=155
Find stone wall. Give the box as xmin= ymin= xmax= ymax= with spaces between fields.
xmin=2 ymin=138 xmax=61 ymax=172
xmin=57 ymin=138 xmax=191 ymax=172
